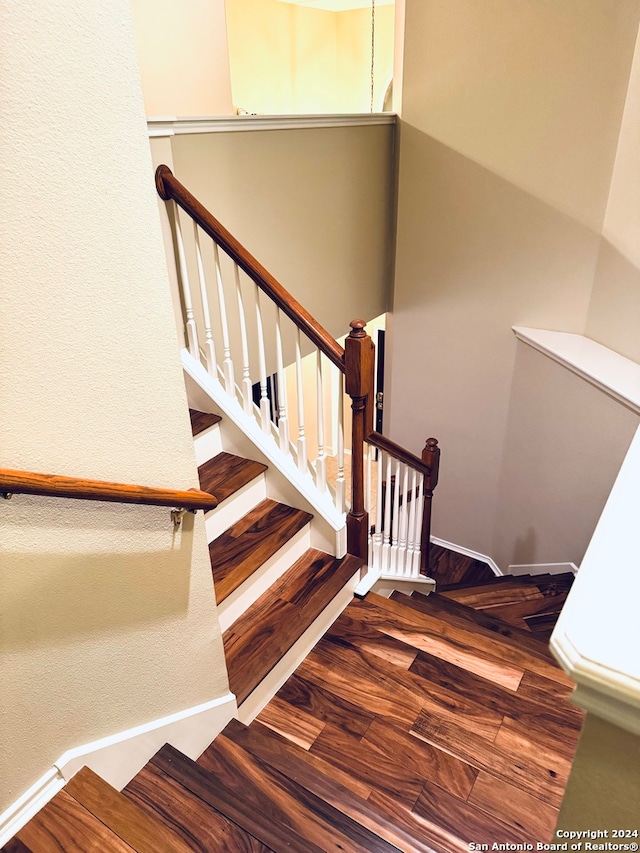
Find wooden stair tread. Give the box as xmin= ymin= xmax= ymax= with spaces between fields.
xmin=395 ymin=590 xmax=556 ymax=662
xmin=123 ymin=759 xmax=272 ymax=852
xmin=198 ymin=452 xmax=267 ymax=503
xmin=64 ymin=766 xmax=192 ymax=853
xmin=16 ymin=789 xmax=136 ymax=852
xmin=153 ymin=743 xmax=323 ymax=853
xmin=223 ymin=550 xmax=362 ymax=705
xmin=198 ymin=730 xmax=400 ymax=853
xmin=220 ymin=718 xmax=440 ymax=853
xmin=209 ymin=498 xmax=313 ymax=603
xmin=189 ymin=408 xmax=221 ymax=436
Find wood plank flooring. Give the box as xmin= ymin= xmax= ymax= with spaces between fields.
xmin=223 ymin=550 xmax=362 ymax=704
xmin=254 ymin=590 xmax=583 ymax=848
xmin=3 ymin=553 xmax=583 ymax=851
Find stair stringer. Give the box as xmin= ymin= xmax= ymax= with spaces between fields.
xmin=184 ymin=349 xmax=345 ymax=557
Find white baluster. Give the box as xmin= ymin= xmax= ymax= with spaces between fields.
xmin=295 ymin=328 xmax=307 ymax=473
xmin=212 ymin=244 xmax=235 ymax=395
xmin=234 ymin=264 xmax=253 ymax=415
xmin=390 ymin=458 xmax=402 ymax=576
xmin=275 ymin=309 xmax=290 ymax=454
xmin=381 ymin=452 xmax=392 ymax=574
xmin=254 ymin=283 xmax=271 ymax=434
xmin=398 ymin=462 xmax=410 ymax=576
xmin=315 ymin=349 xmax=327 ymax=492
xmin=173 ymin=207 xmax=199 ymax=358
xmin=413 ymin=475 xmax=425 ymax=575
xmin=406 ymin=468 xmax=419 ymax=577
xmin=193 ymin=226 xmax=217 ymax=376
xmin=372 ymin=447 xmax=384 ymax=572
xmin=335 ymin=371 xmax=346 ymax=513
xmin=365 ymin=443 xmax=374 ymax=567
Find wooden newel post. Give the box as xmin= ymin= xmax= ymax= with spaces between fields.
xmin=345 ymin=319 xmax=375 ymax=560
xmin=419 ymin=437 xmax=440 ymax=575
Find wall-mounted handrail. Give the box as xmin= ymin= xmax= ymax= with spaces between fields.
xmin=0 ymin=468 xmax=218 ymax=511
xmin=155 ymin=165 xmax=345 ymax=371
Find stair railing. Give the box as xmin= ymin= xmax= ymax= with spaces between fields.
xmin=0 ymin=467 xmax=218 ymax=526
xmin=155 ymin=165 xmax=439 ymax=574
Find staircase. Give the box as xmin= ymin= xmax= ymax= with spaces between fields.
xmin=188 ymin=409 xmax=364 ymax=719
xmin=4 ymin=470 xmax=583 ymax=852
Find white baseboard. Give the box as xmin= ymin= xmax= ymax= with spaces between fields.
xmin=0 ymin=692 xmax=236 ymax=847
xmin=0 ymin=769 xmax=66 ymax=848
xmin=430 ymin=536 xmax=502 ymax=576
xmin=508 ymin=562 xmax=579 ymax=576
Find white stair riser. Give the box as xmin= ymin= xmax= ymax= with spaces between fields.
xmin=205 ymin=475 xmax=267 ymax=542
xmin=236 ymin=567 xmax=360 ymax=724
xmin=194 ymin=423 xmax=223 ymax=465
xmin=217 ymin=525 xmax=311 ymax=633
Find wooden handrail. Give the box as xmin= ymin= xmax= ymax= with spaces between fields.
xmin=366 ymin=431 xmax=433 ymax=477
xmin=0 ymin=468 xmax=218 ymax=511
xmin=155 ymin=165 xmax=345 ymax=371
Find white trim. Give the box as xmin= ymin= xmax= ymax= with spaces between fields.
xmin=430 ymin=536 xmax=502 ymax=576
xmin=55 ymin=692 xmax=237 ymax=788
xmin=354 ymin=565 xmax=382 ymax=595
xmin=0 ymin=693 xmax=236 ymax=846
xmin=372 ymin=575 xmax=436 ymax=598
xmin=549 ymin=425 xmax=640 ymax=736
xmin=0 ymin=768 xmax=65 ymax=847
xmin=182 ymin=349 xmax=345 ymax=534
xmin=148 ymin=113 xmax=396 ymax=137
xmin=513 ymin=327 xmax=640 ymax=414
xmin=551 ymin=632 xmax=640 ymax=735
xmin=508 ymin=562 xmax=578 ymax=576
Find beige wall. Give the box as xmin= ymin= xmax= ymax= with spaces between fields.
xmin=493 ymin=345 xmax=639 ymax=569
xmin=556 ymin=714 xmax=640 ymax=829
xmin=225 ymin=0 xmax=394 ymax=114
xmin=389 ymin=0 xmax=640 ymax=563
xmin=130 ymin=0 xmax=233 ymax=115
xmin=170 ymin=124 xmax=395 ymax=341
xmin=586 ymin=25 xmax=640 ymax=363
xmin=0 ymin=0 xmax=228 ymax=812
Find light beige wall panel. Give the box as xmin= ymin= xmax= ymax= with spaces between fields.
xmin=171 ymin=125 xmax=394 ymax=339
xmin=401 ymin=0 xmax=640 ymax=230
xmin=586 ymin=242 xmax=640 ymax=364
xmin=131 ymin=0 xmax=233 ymax=115
xmin=556 ymin=714 xmax=640 ymax=829
xmin=493 ymin=345 xmax=638 ymax=569
xmin=0 ymin=0 xmax=227 ymax=813
xmin=226 ymin=0 xmax=329 ymax=114
xmin=336 ymin=6 xmax=395 ymax=112
xmin=390 ymin=0 xmax=639 ymax=558
xmin=389 ymin=127 xmax=601 ymax=555
xmin=587 ymin=23 xmax=640 ymax=362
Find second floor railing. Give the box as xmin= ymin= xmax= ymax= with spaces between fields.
xmin=155 ymin=165 xmax=439 ymax=575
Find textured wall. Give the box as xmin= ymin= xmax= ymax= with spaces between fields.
xmin=389 ymin=0 xmax=640 ymax=563
xmin=586 ymin=25 xmax=640 ymax=363
xmin=171 ymin=124 xmax=395 ymax=339
xmin=0 ymin=0 xmax=228 ymax=812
